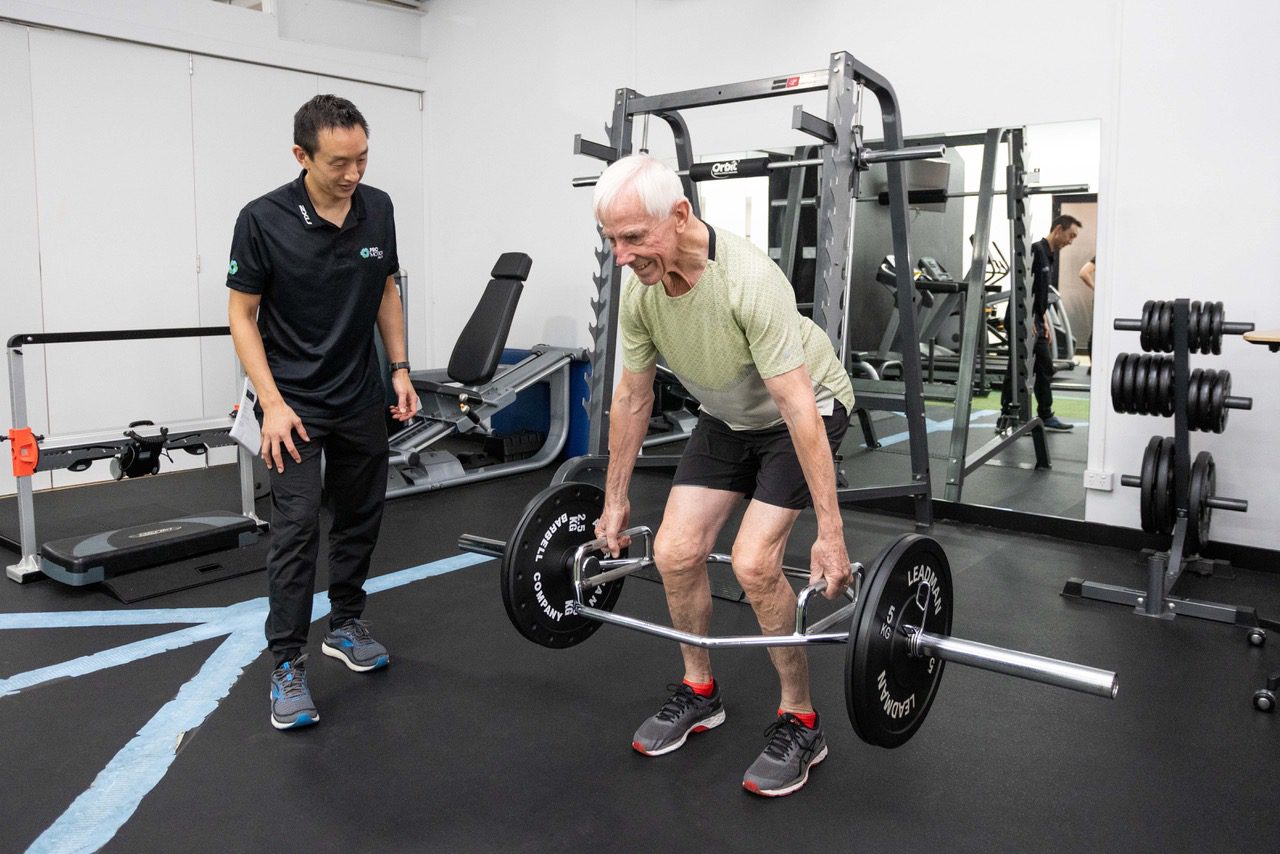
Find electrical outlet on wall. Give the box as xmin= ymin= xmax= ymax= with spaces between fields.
xmin=1083 ymin=470 xmax=1113 ymax=491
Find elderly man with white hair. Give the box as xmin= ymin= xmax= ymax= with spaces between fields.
xmin=591 ymin=153 xmax=856 ymax=797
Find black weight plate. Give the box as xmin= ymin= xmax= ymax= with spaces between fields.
xmin=1196 ymin=300 xmax=1212 ymax=355
xmin=1159 ymin=357 xmax=1175 ymax=417
xmin=1139 ymin=435 xmax=1161 ymax=533
xmin=1148 ymin=354 xmax=1166 ymax=415
xmin=1188 ymin=301 xmax=1202 ymax=353
xmin=1132 ymin=354 xmax=1148 ymax=415
xmin=1186 ymin=450 xmax=1204 ymax=554
xmin=1140 ymin=300 xmax=1155 ymax=352
xmin=1141 ymin=354 xmax=1160 ymax=415
xmin=1212 ymin=301 xmax=1224 ymax=355
xmin=1213 ymin=370 xmax=1230 ymax=433
xmin=1124 ymin=351 xmax=1142 ymax=415
xmin=1152 ymin=356 xmax=1169 ymax=415
xmin=1111 ymin=354 xmax=1128 ymax=414
xmin=1132 ymin=354 xmax=1147 ymax=415
xmin=847 ymin=534 xmax=953 ymax=749
xmin=1149 ymin=301 xmax=1162 ymax=352
xmin=1186 ymin=368 xmax=1204 ymax=432
xmin=1159 ymin=302 xmax=1174 ymax=353
xmin=1200 ymin=451 xmax=1216 ymax=548
xmin=1155 ymin=437 xmax=1175 ymax=535
xmin=1199 ymin=369 xmax=1218 ymax=432
xmin=500 ymin=481 xmax=625 ymax=649
xmin=1187 ymin=451 xmax=1213 ymax=554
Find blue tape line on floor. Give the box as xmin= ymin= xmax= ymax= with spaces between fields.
xmin=0 ymin=608 xmax=235 ymax=629
xmin=19 ymin=551 xmax=489 ymax=854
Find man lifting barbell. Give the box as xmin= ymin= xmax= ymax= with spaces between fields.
xmin=592 ymin=153 xmax=857 ymax=797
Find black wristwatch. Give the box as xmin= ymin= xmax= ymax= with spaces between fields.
xmin=388 ymin=361 xmax=411 ymax=373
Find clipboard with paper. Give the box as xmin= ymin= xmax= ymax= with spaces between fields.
xmin=230 ymin=378 xmax=262 ymax=456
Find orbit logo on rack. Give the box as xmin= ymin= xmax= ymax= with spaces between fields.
xmin=709 ymin=160 xmax=740 ymax=179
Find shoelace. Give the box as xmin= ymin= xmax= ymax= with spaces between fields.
xmin=654 ymin=684 xmax=701 ymax=723
xmin=760 ymin=714 xmax=807 ymax=761
xmin=275 ymin=656 xmax=309 ymax=699
xmin=341 ymin=619 xmax=374 ymax=645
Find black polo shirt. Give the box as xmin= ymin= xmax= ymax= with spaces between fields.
xmin=1030 ymin=237 xmax=1054 ymax=321
xmin=226 ymin=170 xmax=398 ymax=419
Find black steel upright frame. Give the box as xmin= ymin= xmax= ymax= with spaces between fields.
xmin=567 ymin=51 xmax=934 ymax=525
xmin=943 ymin=127 xmax=1049 ymax=499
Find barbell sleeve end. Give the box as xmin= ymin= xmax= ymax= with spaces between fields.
xmin=862 ymin=143 xmax=946 ymax=164
xmin=1224 ymin=395 xmax=1253 ymax=410
xmin=1120 ymin=474 xmax=1142 ymax=488
xmin=911 ymin=629 xmax=1119 ymax=700
xmin=1206 ymin=496 xmax=1248 ymax=513
xmin=458 ymin=534 xmax=506 ymax=559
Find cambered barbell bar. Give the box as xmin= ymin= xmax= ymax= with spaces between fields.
xmin=460 ymin=481 xmax=1118 ymax=749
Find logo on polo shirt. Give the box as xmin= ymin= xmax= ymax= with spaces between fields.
xmin=298 ymin=204 xmax=313 ymax=226
xmin=360 ymin=247 xmax=385 ymax=260
xmin=228 ymin=259 xmax=239 ymax=275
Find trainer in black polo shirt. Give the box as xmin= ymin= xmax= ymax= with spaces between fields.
xmin=228 ymin=169 xmax=397 ymax=417
xmin=226 ymin=94 xmax=420 ymax=732
xmin=1000 ymin=214 xmax=1082 ymax=432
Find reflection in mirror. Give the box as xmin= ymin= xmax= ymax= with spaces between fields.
xmin=695 ymin=120 xmax=1102 ymax=520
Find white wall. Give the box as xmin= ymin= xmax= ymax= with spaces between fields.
xmin=1086 ymin=0 xmax=1280 ymax=546
xmin=0 ymin=0 xmax=428 ymax=498
xmin=419 ymin=0 xmax=1117 ymax=348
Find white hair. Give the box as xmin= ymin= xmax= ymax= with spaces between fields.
xmin=592 ymin=153 xmax=686 ymax=222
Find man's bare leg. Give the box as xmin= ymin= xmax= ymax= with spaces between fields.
xmin=652 ymin=485 xmax=743 ymax=683
xmin=731 ymin=499 xmax=810 ymax=713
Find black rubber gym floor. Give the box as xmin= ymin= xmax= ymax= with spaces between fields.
xmin=2 ymin=462 xmax=1278 ymax=853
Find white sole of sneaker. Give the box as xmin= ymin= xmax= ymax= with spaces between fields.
xmin=271 ymin=711 xmax=319 ymax=731
xmin=632 ymin=707 xmax=726 ymax=756
xmin=321 ymin=642 xmax=389 ymax=672
xmin=743 ymin=743 xmax=828 ymax=797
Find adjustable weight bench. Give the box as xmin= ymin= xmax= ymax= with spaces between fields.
xmin=385 ymin=253 xmax=584 ymax=499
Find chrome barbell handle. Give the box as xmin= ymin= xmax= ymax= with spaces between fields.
xmin=794 ymin=563 xmax=864 ymax=635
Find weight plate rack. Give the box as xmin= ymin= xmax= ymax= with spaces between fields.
xmin=1064 ymin=298 xmax=1258 ymax=625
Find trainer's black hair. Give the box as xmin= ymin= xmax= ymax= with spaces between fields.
xmin=1051 ymin=214 xmax=1083 ymax=232
xmin=293 ymin=94 xmax=369 ymax=157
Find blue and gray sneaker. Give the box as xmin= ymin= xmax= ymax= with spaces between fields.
xmin=270 ymin=654 xmax=318 ymax=731
xmin=321 ymin=618 xmax=389 ymax=672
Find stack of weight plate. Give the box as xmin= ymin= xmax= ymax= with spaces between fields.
xmin=1112 ymin=299 xmax=1252 ymax=554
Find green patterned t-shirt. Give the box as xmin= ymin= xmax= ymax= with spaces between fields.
xmin=620 ymin=227 xmax=854 ymax=430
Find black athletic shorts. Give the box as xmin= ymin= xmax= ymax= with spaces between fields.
xmin=672 ymin=402 xmax=849 ymax=510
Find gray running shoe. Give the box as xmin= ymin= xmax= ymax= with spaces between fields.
xmin=1041 ymin=415 xmax=1074 ymax=432
xmin=632 ymin=682 xmax=726 ymax=756
xmin=742 ymin=712 xmax=827 ymax=797
xmin=270 ymin=654 xmax=318 ymax=731
xmin=322 ymin=619 xmax=389 ymax=672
